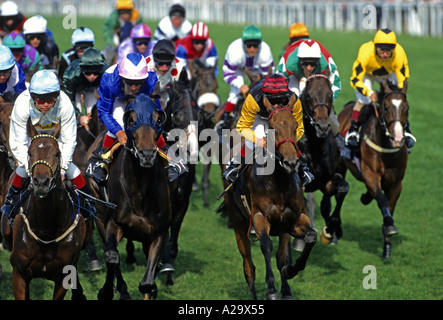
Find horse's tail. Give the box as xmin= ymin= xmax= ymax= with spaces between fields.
xmin=216 ymin=200 xmax=228 ymax=217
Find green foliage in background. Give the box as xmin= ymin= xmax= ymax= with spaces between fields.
xmin=0 ymin=16 xmax=442 ymax=300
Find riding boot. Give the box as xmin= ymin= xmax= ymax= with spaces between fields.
xmin=160 ymin=143 xmax=188 ymax=182
xmin=0 ymin=184 xmax=25 ymax=219
xmin=345 ymin=120 xmax=360 ymax=148
xmin=222 ymin=152 xmax=243 ymax=183
xmin=77 ymin=184 xmax=97 ymax=220
xmin=298 ymin=154 xmax=314 ymax=187
xmin=87 ymin=143 xmax=110 ymax=184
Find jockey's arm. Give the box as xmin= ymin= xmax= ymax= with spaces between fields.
xmin=9 ymin=93 xmax=31 ymax=170
xmin=291 ymin=96 xmax=304 ymax=142
xmin=58 ymin=92 xmax=78 ymax=171
xmin=236 ymin=94 xmax=260 ymax=143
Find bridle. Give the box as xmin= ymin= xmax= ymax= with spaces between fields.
xmin=302 ymin=74 xmax=332 ymax=126
xmin=269 ymin=107 xmax=298 ymax=149
xmin=28 ymin=134 xmax=60 ymax=193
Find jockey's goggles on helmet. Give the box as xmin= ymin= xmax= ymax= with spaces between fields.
xmin=192 ymin=39 xmax=206 ymax=45
xmin=26 ymin=33 xmax=44 ymax=41
xmin=122 ymin=78 xmax=144 ymax=86
xmin=243 ymin=40 xmax=261 ymax=48
xmin=0 ymin=67 xmax=13 ymax=77
xmin=375 ymin=43 xmax=395 ymax=51
xmin=133 ymin=39 xmax=150 ymax=46
xmin=117 ymin=9 xmax=132 ymax=15
xmin=300 ymin=58 xmax=319 ymax=67
xmin=154 ymin=59 xmax=172 ymax=67
xmin=10 ymin=47 xmax=24 ymax=55
xmin=83 ymin=71 xmax=100 ymax=76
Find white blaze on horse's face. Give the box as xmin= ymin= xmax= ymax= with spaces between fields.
xmin=391 ymin=99 xmax=404 ymax=146
xmin=187 ymin=122 xmax=199 ymax=164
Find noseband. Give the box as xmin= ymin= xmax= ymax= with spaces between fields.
xmin=303 ymin=74 xmax=332 ymax=126
xmin=269 ymin=107 xmax=298 ymax=149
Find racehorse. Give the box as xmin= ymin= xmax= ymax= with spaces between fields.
xmin=188 ymin=59 xmax=220 ymax=208
xmin=298 ymin=73 xmax=349 ymax=244
xmin=337 ymin=81 xmax=409 ymax=258
xmin=159 ymin=81 xmax=200 ymax=285
xmin=88 ymin=94 xmax=171 ymax=300
xmin=225 ymin=94 xmax=316 ymax=300
xmin=9 ymin=123 xmax=90 ymax=300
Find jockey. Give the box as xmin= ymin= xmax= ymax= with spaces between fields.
xmin=88 ymin=52 xmax=185 ymax=183
xmin=23 ymin=15 xmax=59 ymax=70
xmin=117 ymin=23 xmax=156 ymax=62
xmin=278 ymin=22 xmax=310 ymax=61
xmin=58 ymin=27 xmax=95 ymax=80
xmin=3 ymin=32 xmax=42 ymax=79
xmin=62 ymin=47 xmax=109 ymax=126
xmin=0 ymin=70 xmax=96 ymax=221
xmin=221 ymin=25 xmax=274 ymax=128
xmin=346 ymin=28 xmax=414 ymax=150
xmin=154 ymin=3 xmax=192 ymax=43
xmin=222 ymin=74 xmax=314 ymax=186
xmin=175 ymin=22 xmax=218 ymax=80
xmin=0 ymin=45 xmax=26 ymax=102
xmin=103 ymin=0 xmax=142 ymax=47
xmin=277 ymin=39 xmax=341 ymax=137
xmin=146 ymin=39 xmax=188 ymax=105
xmin=0 ymin=0 xmax=27 ymax=39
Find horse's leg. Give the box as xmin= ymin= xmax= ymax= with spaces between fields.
xmin=233 ymin=226 xmax=257 ymax=300
xmin=277 ymin=233 xmax=293 ymax=300
xmin=201 ymin=162 xmax=211 ymax=208
xmin=12 ymin=267 xmax=29 ymax=300
xmin=139 ymin=234 xmax=165 ymax=300
xmin=382 ymin=181 xmax=403 ymax=259
xmin=330 ymin=176 xmax=349 ymax=240
xmin=53 ymin=280 xmax=68 ymax=300
xmin=71 ymin=271 xmax=87 ymax=300
xmin=283 ymin=214 xmax=317 ymax=279
xmin=253 ymin=213 xmax=279 ymax=300
xmin=320 ymin=194 xmax=333 ymax=244
xmin=125 ymin=239 xmax=136 ymax=264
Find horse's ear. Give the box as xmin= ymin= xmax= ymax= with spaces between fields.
xmin=382 ymin=80 xmax=392 ymax=94
xmin=123 ymin=110 xmax=136 ymax=128
xmin=52 ymin=123 xmax=61 ymax=139
xmin=192 ymin=80 xmax=200 ymax=100
xmin=286 ymin=93 xmax=297 ymax=109
xmin=151 ymin=82 xmax=161 ymax=100
xmin=401 ymin=80 xmax=408 ymax=94
xmin=188 ymin=61 xmax=195 ymax=78
xmin=154 ymin=109 xmax=167 ymax=126
xmin=173 ymin=81 xmax=181 ymax=97
xmin=324 ymin=66 xmax=330 ymax=78
xmin=263 ymin=95 xmax=273 ymax=112
xmin=27 ymin=118 xmax=38 ymax=138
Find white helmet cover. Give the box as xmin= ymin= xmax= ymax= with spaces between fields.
xmin=297 ymin=40 xmax=321 ymax=59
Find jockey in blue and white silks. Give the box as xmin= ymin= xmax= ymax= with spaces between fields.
xmin=0 ymin=45 xmax=26 ymax=102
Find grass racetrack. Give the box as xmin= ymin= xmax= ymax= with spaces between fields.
xmin=0 ymin=16 xmax=442 ymax=301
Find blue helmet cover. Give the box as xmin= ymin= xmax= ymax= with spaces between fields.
xmin=124 ymin=93 xmax=166 ymax=144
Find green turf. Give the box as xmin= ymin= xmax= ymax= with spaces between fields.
xmin=0 ymin=16 xmax=442 ymax=300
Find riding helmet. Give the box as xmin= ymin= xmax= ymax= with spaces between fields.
xmin=1 ymin=0 xmax=19 ymax=16
xmin=118 ymin=52 xmax=149 ymax=80
xmin=241 ymin=25 xmax=262 ymax=43
xmin=373 ymin=28 xmax=397 ymax=50
xmin=3 ymin=32 xmax=26 ymax=49
xmin=152 ymin=39 xmax=175 ymax=63
xmin=29 ymin=70 xmax=60 ymax=100
xmin=115 ymin=0 xmax=133 ymax=10
xmin=23 ymin=15 xmax=47 ymax=35
xmin=289 ymin=22 xmax=310 ymax=39
xmin=0 ymin=45 xmax=16 ymax=71
xmin=297 ymin=40 xmax=321 ymax=59
xmin=79 ymin=47 xmax=105 ymax=72
xmin=169 ymin=3 xmax=186 ymax=18
xmin=191 ymin=22 xmax=209 ymax=40
xmin=71 ymin=27 xmax=95 ymax=48
xmin=130 ymin=24 xmax=152 ymax=39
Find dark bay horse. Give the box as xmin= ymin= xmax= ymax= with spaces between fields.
xmin=337 ymin=81 xmax=409 ymax=258
xmin=188 ymin=59 xmax=220 ymax=208
xmin=160 ymin=81 xmax=200 ymax=285
xmin=9 ymin=123 xmax=90 ymax=299
xmin=225 ymin=94 xmax=316 ymax=300
xmin=88 ymin=94 xmax=171 ymax=300
xmin=299 ymin=74 xmax=349 ymax=244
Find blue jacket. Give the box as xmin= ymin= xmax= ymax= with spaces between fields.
xmin=0 ymin=64 xmax=26 ymax=99
xmin=96 ymin=64 xmax=158 ymax=135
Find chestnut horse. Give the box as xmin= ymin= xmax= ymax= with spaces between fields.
xmin=88 ymin=94 xmax=171 ymax=300
xmin=298 ymin=74 xmax=349 ymax=244
xmin=9 ymin=123 xmax=90 ymax=299
xmin=337 ymin=81 xmax=409 ymax=258
xmin=225 ymin=94 xmax=316 ymax=300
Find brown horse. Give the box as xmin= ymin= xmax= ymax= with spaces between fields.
xmin=338 ymin=81 xmax=409 ymax=258
xmin=188 ymin=59 xmax=220 ymax=208
xmin=298 ymin=74 xmax=349 ymax=244
xmin=9 ymin=123 xmax=90 ymax=300
xmin=225 ymin=94 xmax=316 ymax=300
xmin=88 ymin=94 xmax=171 ymax=300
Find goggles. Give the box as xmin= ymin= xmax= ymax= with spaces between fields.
xmin=133 ymin=39 xmax=150 ymax=46
xmin=26 ymin=34 xmax=43 ymax=41
xmin=123 ymin=78 xmax=144 ymax=86
xmin=244 ymin=40 xmax=261 ymax=48
xmin=300 ymin=59 xmax=319 ymax=67
xmin=192 ymin=39 xmax=206 ymax=45
xmin=83 ymin=71 xmax=100 ymax=76
xmin=154 ymin=59 xmax=172 ymax=67
xmin=34 ymin=96 xmax=57 ymax=105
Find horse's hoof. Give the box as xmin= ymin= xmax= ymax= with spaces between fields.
xmin=282 ymin=295 xmax=294 ymax=300
xmin=88 ymin=259 xmax=103 ymax=272
xmin=266 ymin=291 xmax=280 ymax=300
xmin=382 ymin=243 xmax=392 ymax=259
xmin=97 ymin=288 xmax=113 ymax=300
xmin=360 ymin=193 xmax=373 ymax=205
xmin=382 ymin=224 xmax=399 ymax=236
xmin=320 ymin=227 xmax=333 ymax=244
